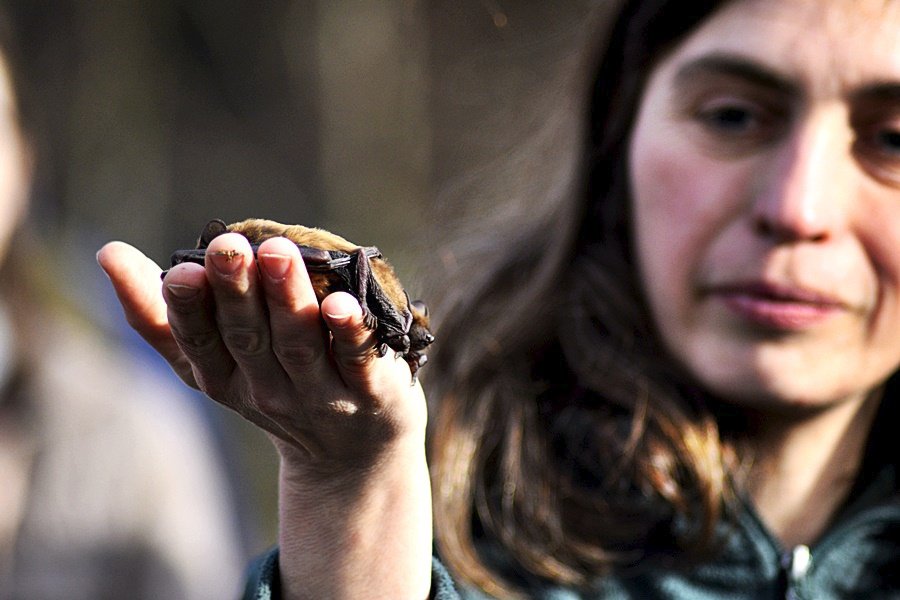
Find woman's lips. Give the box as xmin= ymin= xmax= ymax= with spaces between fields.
xmin=709 ymin=282 xmax=846 ymax=330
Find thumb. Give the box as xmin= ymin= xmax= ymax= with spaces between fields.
xmin=321 ymin=292 xmax=381 ymax=386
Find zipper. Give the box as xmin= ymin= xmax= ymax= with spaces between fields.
xmin=781 ymin=545 xmax=811 ymax=600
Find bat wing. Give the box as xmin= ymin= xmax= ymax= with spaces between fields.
xmin=163 ymin=245 xmax=382 ymax=276
xmin=163 ymin=218 xmax=433 ymax=380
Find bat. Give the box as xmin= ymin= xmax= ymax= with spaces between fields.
xmin=165 ymin=218 xmax=435 ymax=381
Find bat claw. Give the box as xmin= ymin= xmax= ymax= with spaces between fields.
xmin=405 ymin=355 xmax=425 ymax=385
xmin=362 ymin=309 xmax=378 ymax=332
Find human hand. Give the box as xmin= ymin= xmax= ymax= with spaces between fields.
xmin=98 ymin=233 xmax=426 ymax=466
xmin=97 ymin=233 xmax=432 ymax=599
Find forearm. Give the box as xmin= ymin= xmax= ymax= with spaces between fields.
xmin=276 ymin=434 xmax=433 ymax=600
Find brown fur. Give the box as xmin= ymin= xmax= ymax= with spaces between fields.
xmin=176 ymin=218 xmax=435 ymax=378
xmin=225 ymin=219 xmax=429 ymax=339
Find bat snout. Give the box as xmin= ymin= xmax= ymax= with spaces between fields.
xmin=409 ymin=331 xmax=435 ymax=351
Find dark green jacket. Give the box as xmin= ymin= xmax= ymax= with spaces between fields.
xmin=242 ymin=401 xmax=900 ymax=599
xmin=243 ymin=478 xmax=900 ymax=599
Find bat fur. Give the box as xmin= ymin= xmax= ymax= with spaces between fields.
xmin=166 ymin=218 xmax=435 ymax=380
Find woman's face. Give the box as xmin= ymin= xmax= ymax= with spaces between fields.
xmin=629 ymin=0 xmax=900 ymax=410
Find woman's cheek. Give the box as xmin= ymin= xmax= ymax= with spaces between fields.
xmin=631 ymin=132 xmax=708 ymax=303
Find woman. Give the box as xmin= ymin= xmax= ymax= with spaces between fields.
xmin=0 ymin=7 xmax=247 ymax=599
xmin=100 ymin=0 xmax=900 ymax=597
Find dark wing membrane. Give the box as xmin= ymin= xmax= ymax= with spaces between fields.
xmin=169 ymin=248 xmax=208 ymax=268
xmin=162 ymin=244 xmax=382 ymax=277
xmin=298 ymin=246 xmax=382 ymax=271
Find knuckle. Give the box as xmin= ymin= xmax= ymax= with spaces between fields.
xmin=250 ymin=393 xmax=284 ymax=417
xmin=222 ymin=327 xmax=269 ymax=357
xmin=193 ymin=368 xmax=230 ymax=399
xmin=174 ymin=328 xmax=222 ymax=359
xmin=334 ymin=345 xmax=379 ymax=373
xmin=274 ymin=341 xmax=325 ymax=370
xmin=215 ymin=277 xmax=252 ymax=297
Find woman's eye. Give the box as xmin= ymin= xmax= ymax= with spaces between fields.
xmin=689 ymin=96 xmax=783 ymax=145
xmin=698 ymin=105 xmax=758 ymax=132
xmin=851 ymin=119 xmax=900 ymax=186
xmin=874 ymin=128 xmax=900 ymax=155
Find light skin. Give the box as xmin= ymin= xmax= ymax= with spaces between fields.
xmin=0 ymin=52 xmax=33 ymax=564
xmin=97 ymin=235 xmax=433 ymax=600
xmin=0 ymin=55 xmax=32 ymax=261
xmin=98 ymin=0 xmax=900 ymax=594
xmin=630 ymin=0 xmax=900 ymax=545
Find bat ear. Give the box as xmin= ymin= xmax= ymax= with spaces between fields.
xmin=411 ymin=299 xmax=429 ymax=318
xmin=199 ymin=219 xmax=228 ymax=248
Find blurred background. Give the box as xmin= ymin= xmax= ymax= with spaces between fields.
xmin=10 ymin=0 xmax=597 ymax=559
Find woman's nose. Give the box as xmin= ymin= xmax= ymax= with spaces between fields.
xmin=751 ymin=112 xmax=855 ymax=243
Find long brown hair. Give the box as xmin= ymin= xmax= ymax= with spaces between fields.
xmin=427 ymin=1 xmax=735 ymax=595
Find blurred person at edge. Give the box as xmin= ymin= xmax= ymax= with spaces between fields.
xmin=0 ymin=9 xmax=247 ymax=600
xmin=100 ymin=0 xmax=900 ymax=598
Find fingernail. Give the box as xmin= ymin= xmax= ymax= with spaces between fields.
xmin=166 ymin=283 xmax=200 ymax=300
xmin=258 ymin=252 xmax=291 ymax=281
xmin=208 ymin=250 xmax=244 ymax=275
xmin=323 ymin=293 xmax=362 ymax=324
xmin=324 ymin=308 xmax=362 ymax=326
xmin=324 ymin=310 xmax=352 ymax=323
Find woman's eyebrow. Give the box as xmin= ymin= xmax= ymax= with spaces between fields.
xmin=673 ymin=53 xmax=799 ymax=96
xmin=852 ymin=82 xmax=900 ymax=103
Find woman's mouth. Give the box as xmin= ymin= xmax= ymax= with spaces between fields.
xmin=709 ymin=281 xmax=846 ymax=330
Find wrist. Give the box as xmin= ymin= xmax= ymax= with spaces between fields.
xmin=275 ymin=431 xmax=433 ymax=600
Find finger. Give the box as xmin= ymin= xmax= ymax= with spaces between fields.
xmin=323 ymin=292 xmax=419 ymax=417
xmin=162 ymin=262 xmax=235 ymax=392
xmin=203 ymin=233 xmax=287 ymax=395
xmin=256 ymin=237 xmax=336 ymax=385
xmin=321 ymin=291 xmax=385 ymax=391
xmin=164 ymin=261 xmax=307 ymax=444
xmin=96 ymin=241 xmax=196 ymax=384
